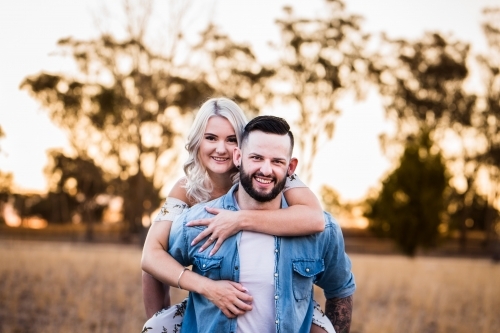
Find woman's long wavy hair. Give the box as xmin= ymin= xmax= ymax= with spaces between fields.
xmin=183 ymin=97 xmax=248 ymax=204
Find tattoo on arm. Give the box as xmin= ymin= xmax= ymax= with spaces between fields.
xmin=325 ymin=295 xmax=353 ymax=333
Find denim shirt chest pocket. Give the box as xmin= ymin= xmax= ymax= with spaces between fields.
xmin=193 ymin=254 xmax=223 ymax=280
xmin=292 ymin=259 xmax=325 ymax=301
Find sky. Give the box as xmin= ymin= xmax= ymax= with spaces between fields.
xmin=0 ymin=0 xmax=499 ymax=202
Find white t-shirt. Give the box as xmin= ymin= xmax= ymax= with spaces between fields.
xmin=236 ymin=231 xmax=276 ymax=332
xmin=233 ymin=193 xmax=277 ymax=333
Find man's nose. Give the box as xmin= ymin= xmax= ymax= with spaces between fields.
xmin=260 ymin=160 xmax=272 ymax=175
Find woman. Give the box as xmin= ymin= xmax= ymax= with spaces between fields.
xmin=141 ymin=97 xmax=334 ymax=333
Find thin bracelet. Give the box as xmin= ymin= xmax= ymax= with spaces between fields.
xmin=177 ymin=267 xmax=189 ymax=290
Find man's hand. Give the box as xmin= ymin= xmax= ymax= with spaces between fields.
xmin=201 ymin=279 xmax=253 ymax=318
xmin=325 ymin=295 xmax=353 ymax=333
xmin=186 ymin=207 xmax=241 ymax=255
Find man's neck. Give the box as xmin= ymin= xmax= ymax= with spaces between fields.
xmin=235 ymin=184 xmax=282 ymax=211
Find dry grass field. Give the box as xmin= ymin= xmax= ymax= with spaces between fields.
xmin=0 ymin=240 xmax=499 ymax=333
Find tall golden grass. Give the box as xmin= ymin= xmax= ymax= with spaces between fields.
xmin=0 ymin=240 xmax=499 ymax=333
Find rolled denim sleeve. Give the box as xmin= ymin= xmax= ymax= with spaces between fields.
xmin=315 ymin=213 xmax=356 ymax=299
xmin=168 ymin=213 xmax=191 ymax=267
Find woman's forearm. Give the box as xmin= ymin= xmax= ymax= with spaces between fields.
xmin=142 ymin=245 xmax=226 ymax=298
xmin=238 ymin=205 xmax=324 ymax=235
xmin=141 ymin=222 xmax=212 ymax=294
xmin=142 ymin=271 xmax=169 ymax=318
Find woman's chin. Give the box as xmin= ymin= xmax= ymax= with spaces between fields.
xmin=207 ymin=164 xmax=235 ymax=175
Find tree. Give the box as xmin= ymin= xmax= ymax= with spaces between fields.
xmin=44 ymin=151 xmax=110 ymax=239
xmin=193 ymin=24 xmax=275 ymax=118
xmin=0 ymin=126 xmax=13 ymax=224
xmin=365 ymin=130 xmax=448 ymax=256
xmin=273 ymin=0 xmax=370 ymax=182
xmin=369 ymin=32 xmax=478 ymax=251
xmin=20 ymin=1 xmax=213 ymax=237
xmin=477 ymin=7 xmax=500 ymax=258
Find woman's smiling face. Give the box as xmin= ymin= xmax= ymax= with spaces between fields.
xmin=198 ymin=116 xmax=238 ymax=176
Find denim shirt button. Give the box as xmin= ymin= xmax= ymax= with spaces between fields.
xmin=275 ymin=320 xmax=279 ymax=324
xmin=274 ymin=249 xmax=278 ymax=253
xmin=306 ymin=268 xmax=310 ymax=272
xmin=274 ymin=295 xmax=278 ymax=299
xmin=235 ymin=266 xmax=239 ymax=270
xmin=203 ymin=264 xmax=206 ymax=268
xmin=274 ymin=273 xmax=278 ymax=277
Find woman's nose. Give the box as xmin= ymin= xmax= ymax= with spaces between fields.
xmin=215 ymin=141 xmax=226 ymax=154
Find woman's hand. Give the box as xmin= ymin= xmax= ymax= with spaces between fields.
xmin=186 ymin=207 xmax=241 ymax=255
xmin=201 ymin=279 xmax=253 ymax=318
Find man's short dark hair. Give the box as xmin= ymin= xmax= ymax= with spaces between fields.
xmin=241 ymin=115 xmax=294 ymax=151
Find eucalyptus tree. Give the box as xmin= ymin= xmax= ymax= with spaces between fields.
xmin=20 ymin=0 xmax=213 ymax=236
xmin=273 ymin=0 xmax=370 ymax=182
xmin=477 ymin=7 xmax=500 ymax=257
xmin=369 ymin=32 xmax=478 ymax=251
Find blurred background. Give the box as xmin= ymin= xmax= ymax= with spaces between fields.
xmin=1 ymin=0 xmax=500 ymax=332
xmin=1 ymin=0 xmax=499 ymax=256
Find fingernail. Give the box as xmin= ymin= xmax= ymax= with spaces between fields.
xmin=191 ymin=241 xmax=195 ymax=245
xmin=198 ymin=248 xmax=203 ymax=252
xmin=242 ymin=287 xmax=248 ymax=292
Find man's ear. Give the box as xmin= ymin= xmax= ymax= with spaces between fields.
xmin=233 ymin=147 xmax=242 ymax=169
xmin=287 ymin=157 xmax=298 ymax=176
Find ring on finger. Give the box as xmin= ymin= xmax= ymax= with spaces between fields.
xmin=209 ymin=237 xmax=214 ymax=242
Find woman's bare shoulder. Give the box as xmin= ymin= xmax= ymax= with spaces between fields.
xmin=168 ymin=177 xmax=190 ymax=205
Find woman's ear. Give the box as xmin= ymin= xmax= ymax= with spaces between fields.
xmin=288 ymin=157 xmax=298 ymax=176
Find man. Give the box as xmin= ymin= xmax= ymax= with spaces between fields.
xmin=169 ymin=116 xmax=355 ymax=332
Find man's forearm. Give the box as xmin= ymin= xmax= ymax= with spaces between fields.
xmin=325 ymin=295 xmax=353 ymax=333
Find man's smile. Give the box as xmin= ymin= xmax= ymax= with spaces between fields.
xmin=255 ymin=177 xmax=272 ymax=184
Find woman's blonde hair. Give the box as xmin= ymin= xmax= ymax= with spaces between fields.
xmin=183 ymin=97 xmax=248 ymax=203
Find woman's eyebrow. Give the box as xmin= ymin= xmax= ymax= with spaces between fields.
xmin=204 ymin=132 xmax=218 ymax=136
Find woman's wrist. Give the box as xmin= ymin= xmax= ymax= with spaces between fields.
xmin=235 ymin=210 xmax=250 ymax=231
xmin=180 ymin=269 xmax=209 ymax=295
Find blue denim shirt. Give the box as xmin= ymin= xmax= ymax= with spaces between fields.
xmin=169 ymin=184 xmax=355 ymax=333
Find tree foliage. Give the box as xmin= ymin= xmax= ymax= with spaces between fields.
xmin=0 ymin=126 xmax=13 ymax=223
xmin=477 ymin=7 xmax=500 ymax=255
xmin=371 ymin=32 xmax=475 ymax=143
xmin=20 ymin=2 xmax=213 ymax=235
xmin=365 ymin=131 xmax=448 ymax=256
xmin=368 ymin=32 xmax=483 ymax=250
xmin=193 ymin=24 xmax=275 ymax=117
xmin=274 ymin=0 xmax=370 ymax=182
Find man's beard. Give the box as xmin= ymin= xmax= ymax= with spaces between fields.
xmin=239 ymin=163 xmax=287 ymax=202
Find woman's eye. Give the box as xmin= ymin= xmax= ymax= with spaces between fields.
xmin=205 ymin=136 xmax=216 ymax=141
xmin=228 ymin=138 xmax=238 ymax=143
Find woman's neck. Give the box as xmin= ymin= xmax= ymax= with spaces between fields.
xmin=208 ymin=171 xmax=234 ymax=200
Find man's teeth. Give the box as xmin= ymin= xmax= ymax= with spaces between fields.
xmin=255 ymin=177 xmax=272 ymax=184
